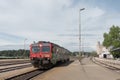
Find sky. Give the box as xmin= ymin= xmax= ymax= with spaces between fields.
xmin=0 ymin=0 xmax=120 ymax=52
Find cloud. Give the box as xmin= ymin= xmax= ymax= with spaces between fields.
xmin=58 ymin=33 xmax=99 ymax=37
xmin=0 ymin=32 xmax=25 ymax=45
xmin=89 ymin=7 xmax=105 ymax=17
xmin=0 ymin=0 xmax=120 ymax=51
xmin=0 ymin=44 xmax=29 ymax=51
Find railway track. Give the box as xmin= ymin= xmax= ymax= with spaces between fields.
xmin=0 ymin=60 xmax=30 ymax=66
xmin=5 ymin=69 xmax=44 ymax=80
xmin=3 ymin=60 xmax=73 ymax=80
xmin=0 ymin=64 xmax=32 ymax=73
xmin=92 ymin=57 xmax=120 ymax=73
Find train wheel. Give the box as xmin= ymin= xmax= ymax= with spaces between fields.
xmin=33 ymin=64 xmax=39 ymax=68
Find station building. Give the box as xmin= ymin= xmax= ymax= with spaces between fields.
xmin=96 ymin=41 xmax=113 ymax=58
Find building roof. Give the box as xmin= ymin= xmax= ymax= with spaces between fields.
xmin=111 ymin=47 xmax=120 ymax=52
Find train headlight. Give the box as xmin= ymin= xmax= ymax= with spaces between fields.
xmin=45 ymin=54 xmax=50 ymax=57
xmin=39 ymin=44 xmax=42 ymax=47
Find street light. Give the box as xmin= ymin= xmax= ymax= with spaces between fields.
xmin=23 ymin=38 xmax=27 ymax=58
xmin=24 ymin=38 xmax=27 ymax=50
xmin=79 ymin=8 xmax=85 ymax=57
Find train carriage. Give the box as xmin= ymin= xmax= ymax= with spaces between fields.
xmin=30 ymin=41 xmax=70 ymax=69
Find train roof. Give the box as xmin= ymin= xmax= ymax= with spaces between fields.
xmin=38 ymin=41 xmax=59 ymax=46
xmin=33 ymin=41 xmax=71 ymax=52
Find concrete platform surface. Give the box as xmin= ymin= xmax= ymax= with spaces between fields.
xmin=31 ymin=58 xmax=120 ymax=80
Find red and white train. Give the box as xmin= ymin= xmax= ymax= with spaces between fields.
xmin=30 ymin=41 xmax=70 ymax=69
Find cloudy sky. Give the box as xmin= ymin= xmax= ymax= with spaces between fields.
xmin=0 ymin=0 xmax=120 ymax=51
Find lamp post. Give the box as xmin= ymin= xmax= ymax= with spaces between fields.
xmin=23 ymin=38 xmax=27 ymax=58
xmin=79 ymin=8 xmax=85 ymax=57
xmin=24 ymin=38 xmax=27 ymax=50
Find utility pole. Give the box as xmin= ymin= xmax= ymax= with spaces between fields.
xmin=23 ymin=38 xmax=27 ymax=58
xmin=79 ymin=8 xmax=85 ymax=58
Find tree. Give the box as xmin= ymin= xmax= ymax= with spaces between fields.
xmin=0 ymin=49 xmax=30 ymax=59
xmin=103 ymin=33 xmax=111 ymax=48
xmin=103 ymin=25 xmax=120 ymax=58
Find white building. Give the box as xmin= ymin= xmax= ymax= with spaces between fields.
xmin=96 ymin=41 xmax=113 ymax=58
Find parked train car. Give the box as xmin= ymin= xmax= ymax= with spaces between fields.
xmin=30 ymin=41 xmax=70 ymax=69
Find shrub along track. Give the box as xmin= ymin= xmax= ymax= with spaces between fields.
xmin=0 ymin=60 xmax=30 ymax=66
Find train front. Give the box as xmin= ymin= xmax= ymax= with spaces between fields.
xmin=30 ymin=42 xmax=52 ymax=68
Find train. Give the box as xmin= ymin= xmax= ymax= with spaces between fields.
xmin=30 ymin=41 xmax=70 ymax=69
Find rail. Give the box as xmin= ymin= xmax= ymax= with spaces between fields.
xmin=93 ymin=57 xmax=120 ymax=69
xmin=6 ymin=70 xmax=44 ymax=80
xmin=0 ymin=64 xmax=32 ymax=73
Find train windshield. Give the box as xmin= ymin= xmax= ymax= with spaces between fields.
xmin=42 ymin=46 xmax=50 ymax=52
xmin=32 ymin=46 xmax=40 ymax=53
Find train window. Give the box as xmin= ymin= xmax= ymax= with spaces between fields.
xmin=52 ymin=47 xmax=56 ymax=53
xmin=42 ymin=46 xmax=50 ymax=52
xmin=32 ymin=46 xmax=40 ymax=53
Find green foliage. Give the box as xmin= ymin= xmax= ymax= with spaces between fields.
xmin=72 ymin=52 xmax=79 ymax=56
xmin=71 ymin=51 xmax=93 ymax=57
xmin=103 ymin=25 xmax=120 ymax=58
xmin=91 ymin=51 xmax=98 ymax=57
xmin=103 ymin=33 xmax=112 ymax=47
xmin=103 ymin=25 xmax=120 ymax=48
xmin=111 ymin=51 xmax=120 ymax=58
xmin=0 ymin=49 xmax=30 ymax=59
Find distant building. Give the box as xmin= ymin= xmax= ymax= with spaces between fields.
xmin=96 ymin=41 xmax=113 ymax=58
